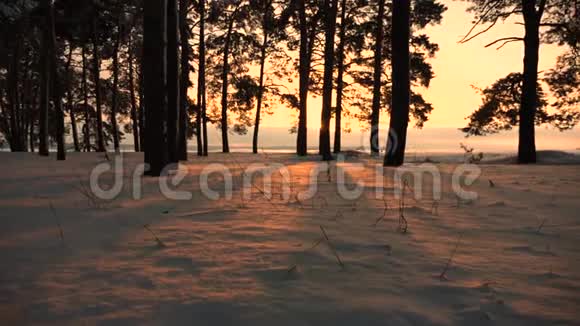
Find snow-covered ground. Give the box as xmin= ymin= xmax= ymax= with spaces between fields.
xmin=1 ymin=152 xmax=579 ymax=325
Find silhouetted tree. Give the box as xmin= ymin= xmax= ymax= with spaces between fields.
xmin=143 ymin=0 xmax=169 ymax=176
xmin=319 ymin=0 xmax=338 ymax=161
xmin=167 ymin=0 xmax=180 ymax=163
xmin=197 ymin=0 xmax=208 ymax=156
xmin=178 ymin=0 xmax=191 ymax=160
xmin=460 ymin=0 xmax=578 ymax=163
xmin=333 ymin=0 xmax=347 ymax=153
xmin=384 ymin=0 xmax=410 ymax=166
xmin=370 ymin=0 xmax=385 ymax=155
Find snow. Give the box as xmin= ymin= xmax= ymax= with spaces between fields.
xmin=1 ymin=152 xmax=579 ymax=325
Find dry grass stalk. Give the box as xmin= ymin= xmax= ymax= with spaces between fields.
xmin=74 ymin=177 xmax=104 ymax=209
xmin=49 ymin=202 xmax=65 ymax=244
xmin=438 ymin=233 xmax=463 ymax=281
xmin=320 ymin=225 xmax=345 ymax=269
xmin=536 ymin=218 xmax=548 ymax=234
xmin=230 ymin=155 xmax=277 ymax=208
xmin=286 ymin=226 xmax=345 ymax=273
xmin=373 ymin=195 xmax=390 ymax=227
xmin=286 ymin=237 xmax=325 ymax=273
xmin=143 ymin=224 xmax=166 ymax=248
xmin=398 ymin=181 xmax=409 ymax=234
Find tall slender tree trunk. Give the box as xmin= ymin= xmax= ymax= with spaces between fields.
xmin=38 ymin=0 xmax=50 ymax=156
xmin=128 ymin=34 xmax=140 ymax=152
xmin=29 ymin=84 xmax=37 ymax=152
xmin=65 ymin=44 xmax=80 ymax=152
xmin=8 ymin=37 xmax=23 ymax=152
xmin=370 ymin=0 xmax=385 ymax=155
xmin=518 ymin=0 xmax=541 ymax=164
xmin=220 ymin=14 xmax=236 ymax=153
xmin=81 ymin=45 xmax=91 ymax=152
xmin=110 ymin=17 xmax=122 ymax=153
xmin=297 ymin=0 xmax=309 ymax=156
xmin=178 ymin=0 xmax=190 ymax=160
xmin=48 ymin=1 xmax=65 ymax=161
xmin=384 ymin=0 xmax=410 ymax=166
xmin=144 ymin=0 xmax=169 ymax=176
xmin=319 ymin=0 xmax=337 ymax=161
xmin=92 ymin=16 xmax=106 ymax=152
xmin=333 ymin=0 xmax=347 ymax=154
xmin=252 ymin=3 xmax=270 ymax=154
xmin=138 ymin=65 xmax=146 ymax=152
xmin=198 ymin=0 xmax=208 ymax=156
xmin=167 ymin=0 xmax=180 ymax=163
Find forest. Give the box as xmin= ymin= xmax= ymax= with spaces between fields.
xmin=0 ymin=0 xmax=578 ymax=175
xmin=1 ymin=1 xmax=580 ymax=324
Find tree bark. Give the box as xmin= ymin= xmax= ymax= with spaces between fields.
xmin=178 ymin=0 xmax=190 ymax=160
xmin=167 ymin=0 xmax=180 ymax=163
xmin=138 ymin=63 xmax=146 ymax=152
xmin=198 ymin=0 xmax=208 ymax=156
xmin=65 ymin=44 xmax=80 ymax=152
xmin=333 ymin=0 xmax=347 ymax=153
xmin=81 ymin=45 xmax=91 ymax=152
xmin=518 ymin=0 xmax=540 ymax=164
xmin=220 ymin=11 xmax=237 ymax=153
xmin=39 ymin=2 xmax=50 ymax=156
xmin=128 ymin=33 xmax=140 ymax=152
xmin=384 ymin=0 xmax=410 ymax=166
xmin=92 ymin=15 xmax=106 ymax=152
xmin=7 ymin=36 xmax=24 ymax=152
xmin=48 ymin=1 xmax=65 ymax=161
xmin=144 ymin=0 xmax=169 ymax=176
xmin=370 ymin=0 xmax=385 ymax=155
xmin=110 ymin=16 xmax=122 ymax=153
xmin=319 ymin=0 xmax=337 ymax=161
xmin=252 ymin=2 xmax=270 ymax=154
xmin=29 ymin=83 xmax=37 ymax=152
xmin=296 ymin=0 xmax=309 ymax=156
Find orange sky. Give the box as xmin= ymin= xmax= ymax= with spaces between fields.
xmin=186 ymin=1 xmax=565 ymax=132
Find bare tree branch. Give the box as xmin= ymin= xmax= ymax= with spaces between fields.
xmin=459 ymin=0 xmax=502 ymax=43
xmin=484 ymin=36 xmax=524 ymax=48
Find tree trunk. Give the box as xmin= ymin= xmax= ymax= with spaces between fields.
xmin=518 ymin=0 xmax=540 ymax=164
xmin=384 ymin=0 xmax=410 ymax=166
xmin=138 ymin=64 xmax=146 ymax=152
xmin=333 ymin=0 xmax=347 ymax=154
xmin=81 ymin=45 xmax=91 ymax=152
xmin=144 ymin=0 xmax=169 ymax=176
xmin=198 ymin=0 xmax=208 ymax=156
xmin=29 ymin=84 xmax=37 ymax=152
xmin=167 ymin=0 xmax=180 ymax=163
xmin=178 ymin=0 xmax=190 ymax=160
xmin=252 ymin=4 xmax=270 ymax=155
xmin=128 ymin=33 xmax=140 ymax=152
xmin=370 ymin=0 xmax=385 ymax=155
xmin=297 ymin=0 xmax=309 ymax=156
xmin=48 ymin=1 xmax=65 ymax=161
xmin=220 ymin=14 xmax=236 ymax=153
xmin=38 ymin=0 xmax=50 ymax=156
xmin=319 ymin=0 xmax=337 ymax=161
xmin=110 ymin=17 xmax=122 ymax=153
xmin=7 ymin=36 xmax=24 ymax=152
xmin=65 ymin=44 xmax=80 ymax=152
xmin=92 ymin=16 xmax=106 ymax=152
